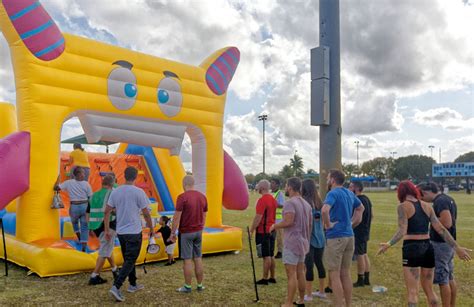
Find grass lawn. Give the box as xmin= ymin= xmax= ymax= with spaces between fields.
xmin=0 ymin=191 xmax=473 ymax=306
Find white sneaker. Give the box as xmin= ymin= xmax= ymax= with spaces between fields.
xmin=127 ymin=284 xmax=144 ymax=293
xmin=312 ymin=291 xmax=327 ymax=299
xmin=304 ymin=295 xmax=313 ymax=302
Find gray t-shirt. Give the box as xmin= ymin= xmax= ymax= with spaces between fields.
xmin=107 ymin=185 xmax=150 ymax=235
xmin=282 ymin=196 xmax=313 ymax=256
xmin=59 ymin=179 xmax=92 ymax=201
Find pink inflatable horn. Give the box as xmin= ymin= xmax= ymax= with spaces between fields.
xmin=222 ymin=150 xmax=249 ymax=210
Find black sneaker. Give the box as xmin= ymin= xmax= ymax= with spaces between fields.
xmin=89 ymin=275 xmax=107 ymax=285
xmin=275 ymin=252 xmax=282 ymax=259
xmin=256 ymin=279 xmax=268 ymax=285
xmin=353 ymin=280 xmax=365 ymax=288
xmin=324 ymin=287 xmax=333 ymax=293
xmin=268 ymin=278 xmax=277 ymax=284
xmin=165 ymin=262 xmax=173 ymax=266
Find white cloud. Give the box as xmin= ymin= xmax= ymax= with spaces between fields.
xmin=413 ymin=107 xmax=474 ymax=130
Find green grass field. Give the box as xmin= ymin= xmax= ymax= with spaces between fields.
xmin=0 ymin=191 xmax=473 ymax=306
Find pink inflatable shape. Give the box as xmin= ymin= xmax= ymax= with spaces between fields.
xmin=0 ymin=131 xmax=30 ymax=209
xmin=222 ymin=150 xmax=249 ymax=210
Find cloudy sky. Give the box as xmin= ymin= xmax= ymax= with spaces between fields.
xmin=1 ymin=0 xmax=473 ymax=174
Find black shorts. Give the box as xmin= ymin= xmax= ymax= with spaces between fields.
xmin=354 ymin=238 xmax=367 ymax=256
xmin=402 ymin=240 xmax=435 ymax=268
xmin=255 ymin=233 xmax=275 ymax=258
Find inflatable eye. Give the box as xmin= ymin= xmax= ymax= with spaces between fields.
xmin=107 ymin=67 xmax=137 ymax=110
xmin=157 ymin=77 xmax=182 ymax=117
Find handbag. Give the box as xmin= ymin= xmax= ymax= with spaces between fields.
xmin=51 ymin=191 xmax=64 ymax=209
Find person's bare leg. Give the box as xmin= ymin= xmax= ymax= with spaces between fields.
xmin=439 ymin=284 xmax=451 ymax=307
xmin=305 ymin=280 xmax=313 ymax=297
xmin=421 ymin=268 xmax=438 ymax=306
xmin=449 ymin=279 xmax=457 ymax=307
xmin=194 ymin=257 xmax=204 ymax=284
xmin=296 ymin=262 xmax=306 ymax=303
xmin=183 ymin=259 xmax=193 ymax=285
xmin=356 ymin=256 xmax=364 ymax=274
xmin=283 ymin=264 xmax=297 ymax=307
xmin=319 ymin=278 xmax=325 ymax=293
xmin=93 ymin=257 xmax=106 ymax=274
xmin=403 ymin=267 xmax=421 ymax=306
xmin=329 ymin=270 xmax=344 ymax=306
xmin=270 ymin=257 xmax=276 ymax=279
xmin=263 ymin=257 xmax=271 ymax=279
xmin=106 ymin=255 xmax=116 ymax=268
xmin=340 ymin=268 xmax=353 ymax=306
xmin=364 ymin=254 xmax=370 ymax=272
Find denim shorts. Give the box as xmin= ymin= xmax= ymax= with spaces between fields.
xmin=432 ymin=241 xmax=455 ymax=285
xmin=98 ymin=229 xmax=116 ymax=257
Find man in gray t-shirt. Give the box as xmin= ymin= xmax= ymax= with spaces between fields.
xmin=271 ymin=177 xmax=312 ymax=307
xmin=55 ymin=167 xmax=92 ymax=252
xmin=104 ymin=167 xmax=153 ymax=302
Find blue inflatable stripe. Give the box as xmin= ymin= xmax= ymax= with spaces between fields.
xmin=125 ymin=145 xmax=175 ymax=211
xmin=1 ymin=212 xmax=17 ymax=235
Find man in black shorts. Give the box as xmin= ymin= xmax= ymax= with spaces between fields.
xmin=419 ymin=182 xmax=458 ymax=307
xmin=349 ymin=181 xmax=373 ymax=287
xmin=250 ymin=180 xmax=278 ymax=285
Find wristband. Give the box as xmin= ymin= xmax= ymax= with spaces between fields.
xmin=387 ymin=240 xmax=394 ymax=247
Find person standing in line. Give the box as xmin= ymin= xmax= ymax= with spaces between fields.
xmin=104 ymin=167 xmax=154 ymax=302
xmin=378 ymin=181 xmax=471 ymax=307
xmin=419 ymin=182 xmax=459 ymax=307
xmin=249 ymin=179 xmax=278 ymax=285
xmin=88 ymin=175 xmax=118 ymax=285
xmin=301 ymin=179 xmax=327 ymax=302
xmin=69 ymin=143 xmax=91 ymax=181
xmin=54 ymin=166 xmax=92 ymax=252
xmin=270 ymin=177 xmax=312 ymax=307
xmin=271 ymin=178 xmax=285 ymax=259
xmin=349 ymin=181 xmax=373 ymax=288
xmin=321 ymin=169 xmax=364 ymax=307
xmin=170 ymin=175 xmax=208 ymax=293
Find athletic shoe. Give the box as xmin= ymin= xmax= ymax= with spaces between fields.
xmin=312 ymin=291 xmax=327 ymax=299
xmin=88 ymin=275 xmax=107 ymax=285
xmin=177 ymin=286 xmax=192 ymax=293
xmin=197 ymin=285 xmax=205 ymax=292
xmin=353 ymin=280 xmax=365 ymax=288
xmin=324 ymin=287 xmax=333 ymax=293
xmin=256 ymin=279 xmax=268 ymax=285
xmin=304 ymin=295 xmax=313 ymax=302
xmin=268 ymin=278 xmax=277 ymax=284
xmin=275 ymin=252 xmax=282 ymax=259
xmin=127 ymin=284 xmax=144 ymax=293
xmin=293 ymin=302 xmax=305 ymax=306
xmin=165 ymin=262 xmax=173 ymax=266
xmin=109 ymin=286 xmax=125 ymax=302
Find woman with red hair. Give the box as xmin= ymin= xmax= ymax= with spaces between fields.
xmin=377 ymin=180 xmax=471 ymax=307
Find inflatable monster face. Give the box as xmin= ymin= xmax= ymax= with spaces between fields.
xmin=0 ymin=0 xmax=240 ymax=242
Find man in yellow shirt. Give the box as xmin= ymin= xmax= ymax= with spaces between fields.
xmin=70 ymin=143 xmax=91 ymax=181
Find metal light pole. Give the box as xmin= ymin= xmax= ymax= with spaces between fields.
xmin=354 ymin=140 xmax=360 ymax=170
xmin=390 ymin=151 xmax=397 ymax=159
xmin=428 ymin=145 xmax=435 ymax=161
xmin=258 ymin=114 xmax=268 ymax=174
xmin=317 ymin=0 xmax=341 ymax=199
xmin=439 ymin=148 xmax=441 ymax=163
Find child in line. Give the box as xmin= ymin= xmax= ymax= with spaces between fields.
xmin=158 ymin=216 xmax=176 ymax=266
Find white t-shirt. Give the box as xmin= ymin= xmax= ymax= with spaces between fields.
xmin=59 ymin=179 xmax=92 ymax=202
xmin=107 ymin=185 xmax=150 ymax=235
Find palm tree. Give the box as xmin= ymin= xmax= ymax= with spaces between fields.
xmin=290 ymin=154 xmax=304 ymax=177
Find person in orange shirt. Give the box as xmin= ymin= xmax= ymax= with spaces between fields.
xmin=70 ymin=143 xmax=91 ymax=181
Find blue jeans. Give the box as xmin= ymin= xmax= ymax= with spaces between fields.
xmin=69 ymin=203 xmax=89 ymax=243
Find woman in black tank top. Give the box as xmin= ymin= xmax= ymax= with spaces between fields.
xmin=376 ymin=181 xmax=471 ymax=306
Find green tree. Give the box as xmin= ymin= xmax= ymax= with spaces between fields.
xmin=254 ymin=172 xmax=270 ymax=184
xmin=279 ymin=165 xmax=294 ymax=180
xmin=392 ymin=155 xmax=435 ymax=181
xmin=454 ymin=151 xmax=474 ymax=163
xmin=361 ymin=157 xmax=392 ymax=181
xmin=244 ymin=173 xmax=255 ymax=185
xmin=290 ymin=153 xmax=304 ymax=177
xmin=342 ymin=163 xmax=358 ymax=179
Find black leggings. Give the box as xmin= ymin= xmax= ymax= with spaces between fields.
xmin=304 ymin=246 xmax=326 ymax=281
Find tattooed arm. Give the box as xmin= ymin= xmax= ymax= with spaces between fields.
xmin=429 ymin=206 xmax=472 ymax=261
xmin=377 ymin=203 xmax=407 ymax=255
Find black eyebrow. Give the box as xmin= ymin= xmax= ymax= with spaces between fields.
xmin=112 ymin=60 xmax=133 ymax=70
xmin=164 ymin=70 xmax=180 ymax=80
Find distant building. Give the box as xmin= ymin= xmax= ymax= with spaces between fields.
xmin=432 ymin=162 xmax=474 ymax=178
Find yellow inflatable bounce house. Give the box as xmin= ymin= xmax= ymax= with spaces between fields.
xmin=0 ymin=0 xmax=249 ymax=276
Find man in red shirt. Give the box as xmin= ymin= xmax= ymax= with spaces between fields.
xmin=250 ymin=179 xmax=278 ymax=285
xmin=170 ymin=175 xmax=208 ymax=293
